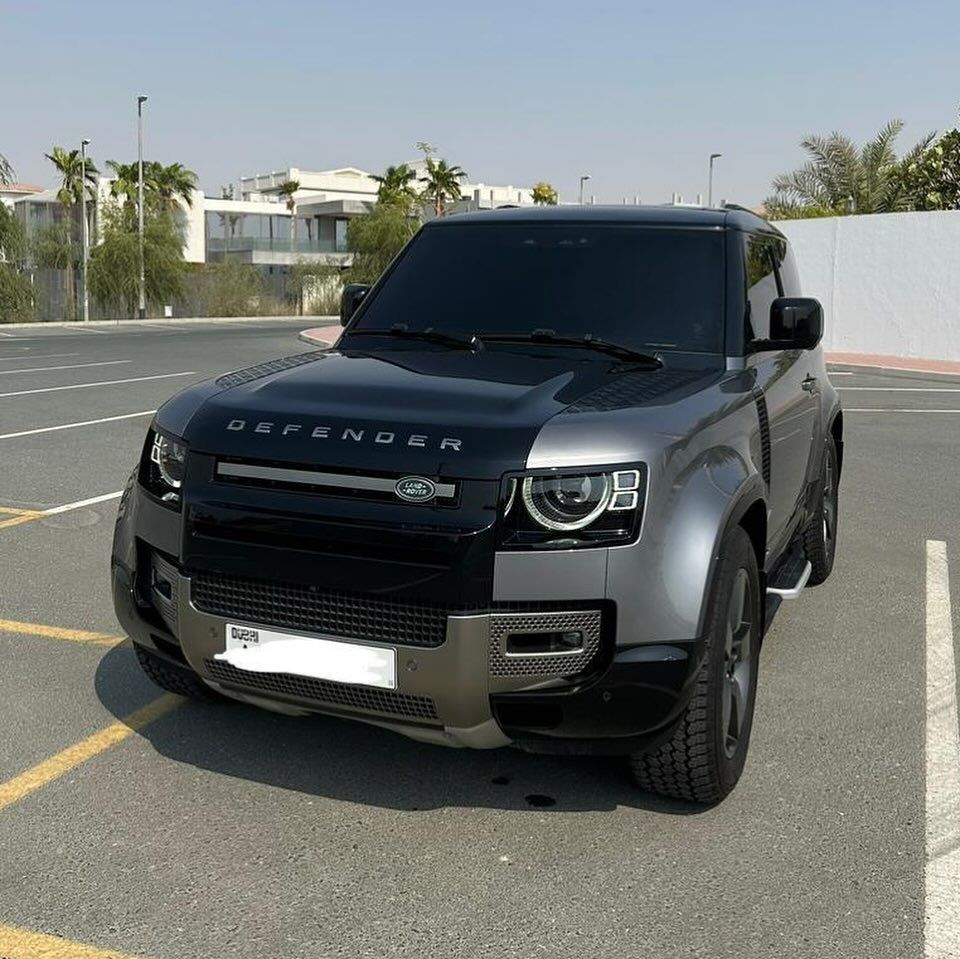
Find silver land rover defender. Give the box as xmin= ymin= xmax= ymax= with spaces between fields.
xmin=112 ymin=206 xmax=841 ymax=803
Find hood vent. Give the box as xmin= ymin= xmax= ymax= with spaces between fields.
xmin=217 ymin=351 xmax=324 ymax=390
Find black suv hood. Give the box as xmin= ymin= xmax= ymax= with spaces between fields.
xmin=172 ymin=348 xmax=715 ymax=480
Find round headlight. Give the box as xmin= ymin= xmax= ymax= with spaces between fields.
xmin=521 ymin=474 xmax=612 ymax=531
xmin=151 ymin=433 xmax=186 ymax=489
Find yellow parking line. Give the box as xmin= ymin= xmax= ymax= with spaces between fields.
xmin=0 ymin=507 xmax=46 ymax=530
xmin=0 ymin=921 xmax=147 ymax=959
xmin=0 ymin=693 xmax=180 ymax=814
xmin=0 ymin=619 xmax=124 ymax=647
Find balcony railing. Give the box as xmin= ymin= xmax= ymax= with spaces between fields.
xmin=207 ymin=237 xmax=348 ymax=254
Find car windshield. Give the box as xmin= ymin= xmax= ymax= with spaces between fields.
xmin=349 ymin=223 xmax=726 ymax=354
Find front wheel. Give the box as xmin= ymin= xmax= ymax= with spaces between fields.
xmin=629 ymin=526 xmax=761 ymax=804
xmin=803 ymin=435 xmax=839 ymax=585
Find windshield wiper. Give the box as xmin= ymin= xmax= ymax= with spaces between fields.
xmin=345 ymin=324 xmax=482 ymax=351
xmin=475 ymin=329 xmax=662 ymax=367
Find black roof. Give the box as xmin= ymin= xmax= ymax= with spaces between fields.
xmin=428 ymin=204 xmax=777 ymax=233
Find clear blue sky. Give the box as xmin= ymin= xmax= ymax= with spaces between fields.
xmin=4 ymin=0 xmax=958 ymax=206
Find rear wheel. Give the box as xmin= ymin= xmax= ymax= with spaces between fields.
xmin=134 ymin=644 xmax=220 ymax=701
xmin=629 ymin=526 xmax=761 ymax=804
xmin=803 ymin=435 xmax=839 ymax=585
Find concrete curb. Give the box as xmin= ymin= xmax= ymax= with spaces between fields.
xmin=0 ymin=315 xmax=340 ymax=331
xmin=826 ymin=352 xmax=960 ymax=376
xmin=299 ymin=325 xmax=340 ymax=349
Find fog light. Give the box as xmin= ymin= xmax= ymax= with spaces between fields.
xmin=505 ymin=630 xmax=584 ymax=655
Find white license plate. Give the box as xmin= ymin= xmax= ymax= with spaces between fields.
xmin=215 ymin=623 xmax=397 ymax=689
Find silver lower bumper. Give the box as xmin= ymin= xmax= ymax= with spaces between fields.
xmin=166 ymin=569 xmax=603 ymax=748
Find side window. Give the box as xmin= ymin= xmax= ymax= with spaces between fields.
xmin=778 ymin=242 xmax=801 ymax=297
xmin=744 ymin=234 xmax=783 ymax=342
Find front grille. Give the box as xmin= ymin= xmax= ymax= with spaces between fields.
xmin=489 ymin=609 xmax=602 ymax=677
xmin=204 ymin=659 xmax=439 ymax=721
xmin=191 ymin=570 xmax=450 ymax=648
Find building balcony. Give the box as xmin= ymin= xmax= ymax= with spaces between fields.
xmin=207 ymin=237 xmax=348 ymax=255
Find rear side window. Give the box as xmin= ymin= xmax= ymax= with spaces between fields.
xmin=744 ymin=234 xmax=785 ymax=342
xmin=779 ymin=243 xmax=801 ymax=297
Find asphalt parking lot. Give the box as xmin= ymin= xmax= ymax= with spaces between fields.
xmin=0 ymin=320 xmax=957 ymax=959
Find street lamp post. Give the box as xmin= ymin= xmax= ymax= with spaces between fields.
xmin=137 ymin=94 xmax=148 ymax=319
xmin=708 ymin=153 xmax=722 ymax=208
xmin=579 ymin=174 xmax=591 ymax=205
xmin=80 ymin=138 xmax=90 ymax=323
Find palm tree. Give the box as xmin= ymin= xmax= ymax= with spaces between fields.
xmin=277 ymin=180 xmax=300 ymax=250
xmin=150 ymin=162 xmax=198 ymax=212
xmin=765 ymin=120 xmax=936 ymax=218
xmin=106 ymin=160 xmax=144 ymax=214
xmin=419 ymin=158 xmax=466 ymax=217
xmin=0 ymin=152 xmax=14 ymax=185
xmin=531 ymin=182 xmax=559 ymax=205
xmin=371 ymin=164 xmax=419 ymax=209
xmin=106 ymin=160 xmax=197 ymax=216
xmin=46 ymin=146 xmax=99 ymax=208
xmin=45 ymin=146 xmax=100 ymax=319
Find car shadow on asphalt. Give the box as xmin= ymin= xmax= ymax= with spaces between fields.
xmin=95 ymin=643 xmax=706 ymax=816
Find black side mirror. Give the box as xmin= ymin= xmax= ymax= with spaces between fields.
xmin=770 ymin=297 xmax=823 ymax=350
xmin=340 ymin=284 xmax=370 ymax=326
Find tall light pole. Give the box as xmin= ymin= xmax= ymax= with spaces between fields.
xmin=80 ymin=138 xmax=91 ymax=323
xmin=708 ymin=153 xmax=722 ymax=208
xmin=137 ymin=94 xmax=148 ymax=319
xmin=579 ymin=174 xmax=591 ymax=205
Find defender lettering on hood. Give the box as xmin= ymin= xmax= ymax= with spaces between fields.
xmin=224 ymin=418 xmax=463 ymax=452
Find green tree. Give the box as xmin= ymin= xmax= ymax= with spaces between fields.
xmin=290 ymin=259 xmax=342 ymax=316
xmin=764 ymin=120 xmax=935 ymax=218
xmin=88 ymin=203 xmax=186 ymax=317
xmin=106 ymin=160 xmax=198 ymax=214
xmin=531 ymin=181 xmax=559 ymax=205
xmin=900 ymin=128 xmax=960 ymax=210
xmin=419 ymin=157 xmax=466 ymax=217
xmin=346 ymin=203 xmax=419 ymax=283
xmin=0 ymin=202 xmax=26 ymax=263
xmin=150 ymin=162 xmax=199 ymax=213
xmin=201 ymin=259 xmax=263 ymax=317
xmin=46 ymin=146 xmax=99 ymax=207
xmin=0 ymin=205 xmax=34 ymax=322
xmin=277 ymin=180 xmax=300 ymax=249
xmin=371 ymin=164 xmax=419 ymax=211
xmin=0 ymin=268 xmax=35 ymax=322
xmin=45 ymin=145 xmax=99 ymax=318
xmin=0 ymin=152 xmax=14 ymax=185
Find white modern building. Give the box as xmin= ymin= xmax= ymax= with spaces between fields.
xmin=12 ymin=161 xmax=539 ymax=271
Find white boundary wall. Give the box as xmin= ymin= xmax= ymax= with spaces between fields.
xmin=776 ymin=210 xmax=960 ymax=362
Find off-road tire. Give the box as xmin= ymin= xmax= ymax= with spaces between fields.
xmin=135 ymin=644 xmax=220 ymax=701
xmin=629 ymin=526 xmax=761 ymax=804
xmin=802 ymin=435 xmax=839 ymax=586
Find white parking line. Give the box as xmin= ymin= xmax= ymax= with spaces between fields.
xmin=925 ymin=540 xmax=960 ymax=958
xmin=0 ymin=371 xmax=195 ymax=399
xmin=0 ymin=360 xmax=131 ymax=376
xmin=0 ymin=410 xmax=156 ymax=441
xmin=0 ymin=353 xmax=81 ymax=363
xmin=845 ymin=409 xmax=960 ymax=414
xmin=44 ymin=490 xmax=124 ymax=515
xmin=839 ymin=387 xmax=960 ymax=393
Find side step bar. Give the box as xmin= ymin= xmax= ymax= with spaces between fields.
xmin=766 ymin=556 xmax=812 ymax=600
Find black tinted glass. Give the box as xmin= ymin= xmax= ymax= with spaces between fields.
xmin=352 ymin=224 xmax=726 ymax=354
xmin=744 ymin=234 xmax=784 ymax=341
